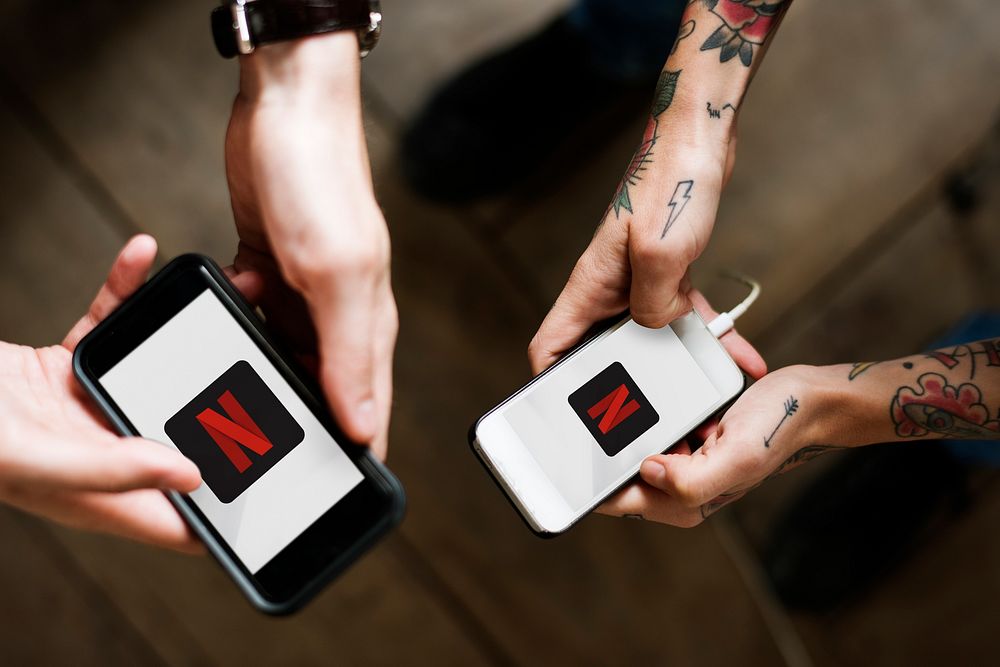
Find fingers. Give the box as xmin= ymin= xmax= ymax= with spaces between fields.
xmin=368 ymin=290 xmax=398 ymax=461
xmin=223 ymin=264 xmax=266 ymax=307
xmin=639 ymin=431 xmax=742 ymax=509
xmin=63 ymin=235 xmax=158 ymax=349
xmin=8 ymin=488 xmax=203 ymax=554
xmin=308 ymin=263 xmax=381 ymax=443
xmin=688 ymin=288 xmax=767 ymax=379
xmin=528 ymin=224 xmax=631 ymax=375
xmin=6 ymin=434 xmax=201 ymax=494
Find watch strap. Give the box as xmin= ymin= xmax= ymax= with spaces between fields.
xmin=212 ymin=0 xmax=374 ymax=59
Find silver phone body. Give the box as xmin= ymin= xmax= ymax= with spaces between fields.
xmin=472 ymin=311 xmax=744 ymax=535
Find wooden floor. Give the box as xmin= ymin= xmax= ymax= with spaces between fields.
xmin=0 ymin=0 xmax=998 ymax=664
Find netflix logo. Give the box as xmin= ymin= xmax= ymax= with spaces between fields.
xmin=568 ymin=362 xmax=659 ymax=457
xmin=165 ymin=361 xmax=304 ymax=503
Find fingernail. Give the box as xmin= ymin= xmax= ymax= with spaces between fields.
xmin=356 ymin=399 xmax=376 ymax=438
xmin=640 ymin=460 xmax=666 ymax=486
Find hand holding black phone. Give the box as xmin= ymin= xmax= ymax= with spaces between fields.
xmin=74 ymin=254 xmax=404 ymax=614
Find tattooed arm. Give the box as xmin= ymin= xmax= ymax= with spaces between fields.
xmin=599 ymin=338 xmax=1000 ymax=527
xmin=529 ymin=0 xmax=792 ymax=374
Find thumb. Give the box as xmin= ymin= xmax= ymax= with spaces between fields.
xmin=638 ymin=432 xmax=732 ymax=508
xmin=628 ymin=236 xmax=694 ymax=329
xmin=529 ymin=234 xmax=631 ymax=375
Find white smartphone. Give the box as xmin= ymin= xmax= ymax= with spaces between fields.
xmin=469 ymin=311 xmax=745 ymax=535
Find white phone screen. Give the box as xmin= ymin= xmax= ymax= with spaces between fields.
xmin=98 ymin=289 xmax=363 ymax=573
xmin=499 ymin=314 xmax=730 ymax=515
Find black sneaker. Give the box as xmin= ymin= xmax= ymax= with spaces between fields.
xmin=400 ymin=17 xmax=660 ymax=203
xmin=762 ymin=441 xmax=969 ymax=612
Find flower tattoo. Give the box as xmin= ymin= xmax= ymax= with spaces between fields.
xmin=610 ymin=70 xmax=681 ymax=218
xmin=700 ymin=0 xmax=783 ymax=67
xmin=611 ymin=118 xmax=656 ymax=217
xmin=891 ymin=372 xmax=1000 ymax=438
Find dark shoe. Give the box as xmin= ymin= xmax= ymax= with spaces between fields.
xmin=400 ymin=17 xmax=658 ymax=203
xmin=762 ymin=441 xmax=969 ymax=612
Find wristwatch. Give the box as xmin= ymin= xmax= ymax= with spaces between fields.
xmin=211 ymin=0 xmax=382 ymax=59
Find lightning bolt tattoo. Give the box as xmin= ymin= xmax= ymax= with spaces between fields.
xmin=661 ymin=179 xmax=694 ymax=239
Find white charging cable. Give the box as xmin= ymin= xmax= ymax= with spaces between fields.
xmin=706 ymin=272 xmax=761 ymax=338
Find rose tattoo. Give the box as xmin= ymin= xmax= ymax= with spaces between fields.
xmin=891 ymin=372 xmax=1000 ymax=438
xmin=700 ymin=0 xmax=783 ymax=67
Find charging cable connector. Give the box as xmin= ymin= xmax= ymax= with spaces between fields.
xmin=706 ymin=273 xmax=761 ymax=338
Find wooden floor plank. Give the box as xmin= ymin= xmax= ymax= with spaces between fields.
xmin=728 ymin=132 xmax=1000 ymax=664
xmin=0 ymin=101 xmax=126 ymax=346
xmin=0 ymin=508 xmax=169 ymax=666
xmin=0 ymin=95 xmax=174 ymax=664
xmin=363 ymin=0 xmax=569 ymax=121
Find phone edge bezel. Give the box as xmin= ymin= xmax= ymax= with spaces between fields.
xmin=72 ymin=253 xmax=406 ymax=615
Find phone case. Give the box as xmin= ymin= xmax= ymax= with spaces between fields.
xmin=73 ymin=254 xmax=405 ymax=615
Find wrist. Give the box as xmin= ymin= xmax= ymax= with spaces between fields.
xmin=238 ymin=31 xmax=360 ymax=106
xmin=809 ymin=364 xmax=892 ymax=448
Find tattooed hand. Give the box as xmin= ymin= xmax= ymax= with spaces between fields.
xmin=598 ymin=365 xmax=840 ymax=527
xmin=528 ymin=0 xmax=791 ymax=374
xmin=601 ymin=337 xmax=1000 ymax=527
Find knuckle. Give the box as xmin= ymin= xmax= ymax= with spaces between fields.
xmin=631 ymin=237 xmax=672 ymax=266
xmin=284 ymin=235 xmax=390 ymax=289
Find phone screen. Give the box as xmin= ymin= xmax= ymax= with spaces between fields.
xmin=499 ymin=315 xmax=728 ymax=514
xmin=98 ymin=288 xmax=364 ymax=574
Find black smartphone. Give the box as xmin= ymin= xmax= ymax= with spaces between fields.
xmin=73 ymin=254 xmax=405 ymax=614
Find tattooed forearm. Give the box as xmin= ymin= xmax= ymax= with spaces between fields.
xmin=891 ymin=372 xmax=1000 ymax=439
xmin=610 ymin=70 xmax=681 ymax=218
xmin=661 ymin=180 xmax=694 ymax=238
xmin=706 ymin=102 xmax=737 ymax=119
xmin=764 ymin=396 xmax=798 ymax=448
xmin=924 ymin=339 xmax=1000 ymax=380
xmin=849 ymin=361 xmax=881 ymax=380
xmin=850 ymin=360 xmax=918 ymax=380
xmin=699 ymin=0 xmax=788 ymax=67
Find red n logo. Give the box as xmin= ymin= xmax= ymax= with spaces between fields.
xmin=586 ymin=384 xmax=641 ymax=434
xmin=195 ymin=390 xmax=273 ymax=473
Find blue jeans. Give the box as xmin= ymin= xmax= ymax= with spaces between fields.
xmin=568 ymin=0 xmax=687 ymax=81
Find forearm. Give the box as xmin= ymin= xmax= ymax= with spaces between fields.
xmin=607 ymin=0 xmax=793 ymax=250
xmin=661 ymin=0 xmax=792 ymax=130
xmin=650 ymin=0 xmax=792 ymax=157
xmin=814 ymin=339 xmax=1000 ymax=447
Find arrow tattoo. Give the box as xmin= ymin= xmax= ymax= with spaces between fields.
xmin=661 ymin=179 xmax=694 ymax=239
xmin=764 ymin=396 xmax=799 ymax=448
